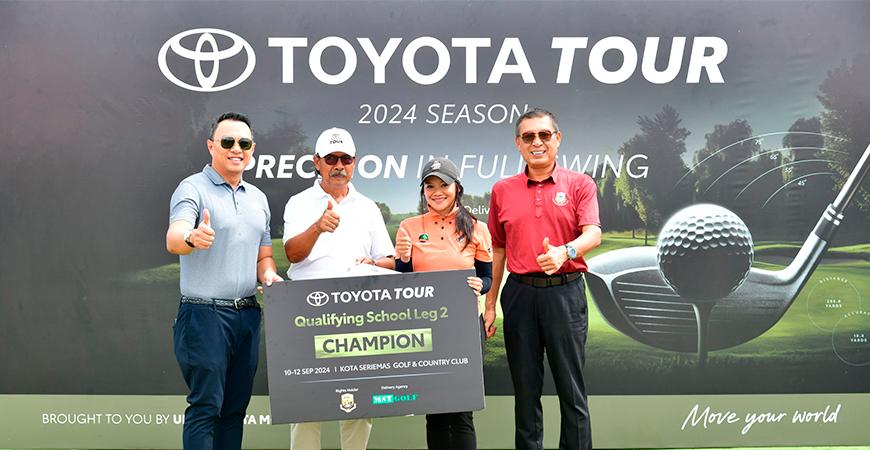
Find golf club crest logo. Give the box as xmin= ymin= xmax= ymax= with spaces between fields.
xmin=158 ymin=28 xmax=256 ymax=92
xmin=553 ymin=191 xmax=568 ymax=206
xmin=339 ymin=393 xmax=357 ymax=413
xmin=306 ymin=291 xmax=330 ymax=307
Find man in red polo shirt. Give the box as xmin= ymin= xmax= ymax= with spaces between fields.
xmin=485 ymin=108 xmax=602 ymax=450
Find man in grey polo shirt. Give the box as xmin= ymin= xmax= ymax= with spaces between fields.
xmin=166 ymin=112 xmax=282 ymax=450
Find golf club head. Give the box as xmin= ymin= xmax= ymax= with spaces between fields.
xmin=587 ymin=245 xmax=818 ymax=352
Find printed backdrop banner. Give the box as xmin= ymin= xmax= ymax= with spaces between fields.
xmin=1 ymin=0 xmax=869 ymax=448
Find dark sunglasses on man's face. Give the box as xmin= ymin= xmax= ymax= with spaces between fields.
xmin=213 ymin=136 xmax=254 ymax=151
xmin=520 ymin=130 xmax=558 ymax=144
xmin=322 ymin=154 xmax=355 ymax=165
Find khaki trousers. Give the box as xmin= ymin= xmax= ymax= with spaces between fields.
xmin=290 ymin=419 xmax=372 ymax=450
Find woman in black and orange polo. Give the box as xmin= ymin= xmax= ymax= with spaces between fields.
xmin=394 ymin=157 xmax=492 ymax=450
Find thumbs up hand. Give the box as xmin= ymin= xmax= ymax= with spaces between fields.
xmin=395 ymin=227 xmax=413 ymax=263
xmin=189 ymin=208 xmax=216 ymax=249
xmin=535 ymin=236 xmax=568 ymax=275
xmin=315 ymin=200 xmax=340 ymax=233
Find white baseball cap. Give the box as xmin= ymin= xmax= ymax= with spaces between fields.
xmin=315 ymin=127 xmax=356 ymax=157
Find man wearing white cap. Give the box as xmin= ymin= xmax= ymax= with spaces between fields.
xmin=282 ymin=127 xmax=394 ymax=450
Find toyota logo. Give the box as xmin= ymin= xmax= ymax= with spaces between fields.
xmin=158 ymin=28 xmax=256 ymax=92
xmin=306 ymin=291 xmax=330 ymax=307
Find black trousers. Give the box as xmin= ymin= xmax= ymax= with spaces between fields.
xmin=425 ymin=411 xmax=476 ymax=450
xmin=425 ymin=315 xmax=486 ymax=450
xmin=502 ymin=275 xmax=591 ymax=450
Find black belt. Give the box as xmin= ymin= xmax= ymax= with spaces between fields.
xmin=180 ymin=295 xmax=259 ymax=310
xmin=510 ymin=272 xmax=582 ymax=288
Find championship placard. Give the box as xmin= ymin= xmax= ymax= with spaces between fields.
xmin=263 ymin=269 xmax=484 ymax=424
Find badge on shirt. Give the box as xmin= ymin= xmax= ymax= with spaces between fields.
xmin=554 ymin=191 xmax=568 ymax=206
xmin=418 ymin=233 xmax=429 ymax=242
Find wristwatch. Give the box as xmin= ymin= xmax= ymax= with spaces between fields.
xmin=564 ymin=244 xmax=577 ymax=260
xmin=183 ymin=229 xmax=195 ymax=248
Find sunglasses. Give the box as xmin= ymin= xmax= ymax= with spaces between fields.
xmin=322 ymin=154 xmax=355 ymax=165
xmin=519 ymin=130 xmax=558 ymax=144
xmin=213 ymin=136 xmax=254 ymax=151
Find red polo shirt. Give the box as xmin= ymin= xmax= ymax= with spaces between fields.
xmin=488 ymin=165 xmax=600 ymax=275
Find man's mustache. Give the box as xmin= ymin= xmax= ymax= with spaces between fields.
xmin=330 ymin=169 xmax=349 ymax=177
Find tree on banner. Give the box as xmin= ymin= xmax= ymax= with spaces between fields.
xmin=615 ymin=105 xmax=694 ymax=244
xmin=694 ymin=120 xmax=756 ymax=216
xmin=597 ymin=169 xmax=641 ymax=233
xmin=819 ymin=51 xmax=870 ymax=216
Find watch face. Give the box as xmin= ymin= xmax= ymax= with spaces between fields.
xmin=566 ymin=245 xmax=577 ymax=260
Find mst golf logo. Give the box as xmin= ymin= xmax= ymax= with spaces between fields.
xmin=306 ymin=291 xmax=330 ymax=307
xmin=158 ymin=28 xmax=256 ymax=92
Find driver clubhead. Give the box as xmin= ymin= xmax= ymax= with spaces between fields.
xmin=587 ymin=246 xmax=806 ymax=352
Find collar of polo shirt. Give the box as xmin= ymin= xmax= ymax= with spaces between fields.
xmin=312 ymin=178 xmax=358 ymax=203
xmin=524 ymin=163 xmax=563 ymax=185
xmin=425 ymin=205 xmax=459 ymax=219
xmin=204 ymin=164 xmax=248 ymax=190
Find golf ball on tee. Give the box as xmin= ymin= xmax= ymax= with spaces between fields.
xmin=656 ymin=203 xmax=754 ymax=301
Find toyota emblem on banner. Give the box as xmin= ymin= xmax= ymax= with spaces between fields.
xmin=306 ymin=291 xmax=330 ymax=307
xmin=157 ymin=28 xmax=256 ymax=92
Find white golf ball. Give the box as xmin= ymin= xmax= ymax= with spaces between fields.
xmin=656 ymin=203 xmax=754 ymax=301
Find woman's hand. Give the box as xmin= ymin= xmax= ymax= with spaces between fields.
xmin=466 ymin=276 xmax=483 ymax=297
xmin=396 ymin=227 xmax=413 ymax=263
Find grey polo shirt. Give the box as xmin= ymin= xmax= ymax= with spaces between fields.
xmin=169 ymin=165 xmax=272 ymax=299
